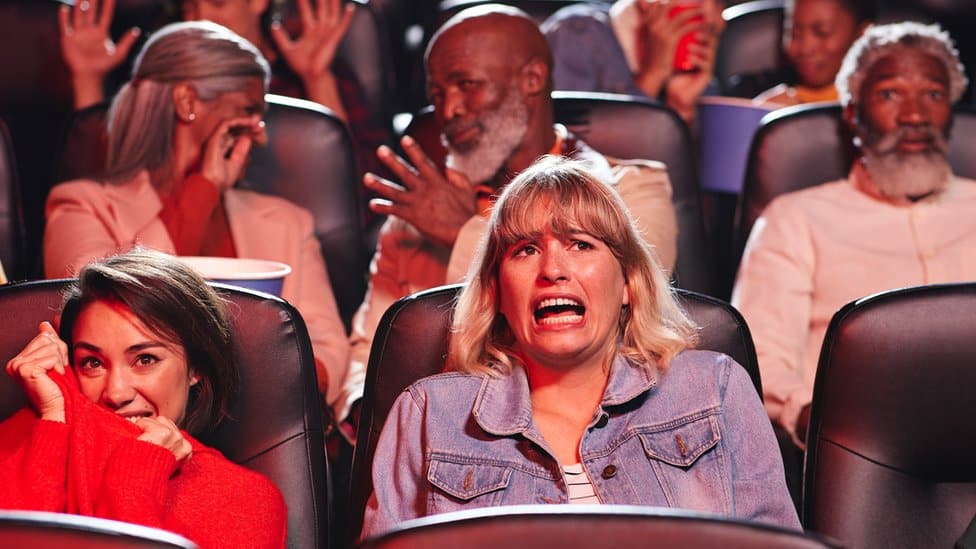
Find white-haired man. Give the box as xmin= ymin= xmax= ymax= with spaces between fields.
xmin=733 ymin=22 xmax=976 ymax=445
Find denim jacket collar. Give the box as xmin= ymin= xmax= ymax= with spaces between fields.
xmin=472 ymin=354 xmax=660 ymax=436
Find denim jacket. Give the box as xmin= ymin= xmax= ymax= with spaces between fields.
xmin=361 ymin=350 xmax=800 ymax=538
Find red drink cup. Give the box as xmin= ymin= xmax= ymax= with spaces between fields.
xmin=669 ymin=1 xmax=704 ymax=73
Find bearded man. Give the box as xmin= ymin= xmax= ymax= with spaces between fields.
xmin=333 ymin=5 xmax=677 ymax=423
xmin=732 ymin=22 xmax=976 ymax=446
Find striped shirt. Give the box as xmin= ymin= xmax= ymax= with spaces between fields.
xmin=563 ymin=463 xmax=599 ymax=504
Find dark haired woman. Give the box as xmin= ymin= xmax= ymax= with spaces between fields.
xmin=1 ymin=249 xmax=286 ymax=548
xmin=755 ymin=0 xmax=873 ymax=107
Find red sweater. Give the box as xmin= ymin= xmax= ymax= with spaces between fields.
xmin=0 ymin=371 xmax=287 ymax=549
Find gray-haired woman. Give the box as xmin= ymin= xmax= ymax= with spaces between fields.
xmin=44 ymin=21 xmax=348 ymax=411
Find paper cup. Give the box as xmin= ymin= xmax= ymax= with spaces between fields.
xmin=179 ymin=256 xmax=292 ymax=296
xmin=697 ymin=96 xmax=774 ymax=193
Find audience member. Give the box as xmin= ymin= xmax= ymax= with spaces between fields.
xmin=732 ymin=22 xmax=976 ymax=445
xmin=542 ymin=0 xmax=725 ymax=125
xmin=44 ymin=21 xmax=348 ymax=415
xmin=1 ymin=249 xmax=286 ymax=548
xmin=361 ymin=157 xmax=798 ymax=538
xmin=57 ymin=0 xmax=142 ymax=111
xmin=754 ymin=0 xmax=873 ymax=108
xmin=340 ymin=5 xmax=678 ymax=423
xmin=59 ymin=0 xmax=390 ymax=187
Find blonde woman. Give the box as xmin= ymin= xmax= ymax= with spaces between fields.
xmin=362 ymin=157 xmax=798 ymax=538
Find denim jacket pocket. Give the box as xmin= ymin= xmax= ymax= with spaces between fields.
xmin=638 ymin=414 xmax=721 ymax=468
xmin=427 ymin=457 xmax=513 ymax=501
xmin=636 ymin=414 xmax=728 ymax=513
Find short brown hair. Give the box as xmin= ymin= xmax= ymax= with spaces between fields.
xmin=58 ymin=248 xmax=237 ymax=435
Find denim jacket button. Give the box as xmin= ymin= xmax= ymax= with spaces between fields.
xmin=601 ymin=464 xmax=617 ymax=479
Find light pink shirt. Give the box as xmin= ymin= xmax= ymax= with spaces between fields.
xmin=732 ymin=165 xmax=976 ymax=439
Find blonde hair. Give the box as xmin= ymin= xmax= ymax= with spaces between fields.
xmin=105 ymin=21 xmax=270 ymax=187
xmin=448 ymin=156 xmax=697 ymax=376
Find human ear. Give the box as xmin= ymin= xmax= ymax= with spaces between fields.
xmin=844 ymin=101 xmax=859 ymax=125
xmin=519 ymin=57 xmax=549 ymax=97
xmin=843 ymin=102 xmax=865 ymax=148
xmin=189 ymin=371 xmax=200 ymax=387
xmin=172 ymin=83 xmax=199 ymax=124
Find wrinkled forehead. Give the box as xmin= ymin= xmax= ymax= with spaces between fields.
xmin=864 ymin=47 xmax=950 ymax=88
xmin=428 ymin=26 xmax=512 ymax=73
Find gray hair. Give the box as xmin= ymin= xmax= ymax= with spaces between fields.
xmin=105 ymin=21 xmax=270 ymax=187
xmin=835 ymin=21 xmax=968 ymax=108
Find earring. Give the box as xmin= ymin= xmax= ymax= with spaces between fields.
xmin=188 ymin=112 xmax=196 ymax=122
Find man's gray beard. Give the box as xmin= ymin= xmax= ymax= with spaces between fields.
xmin=443 ymin=85 xmax=529 ymax=185
xmin=860 ymin=127 xmax=951 ymax=200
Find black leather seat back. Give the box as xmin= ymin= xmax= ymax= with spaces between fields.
xmin=239 ymin=95 xmax=367 ymax=328
xmin=0 ymin=510 xmax=196 ymax=548
xmin=804 ymin=283 xmax=976 ymax=548
xmin=716 ymin=0 xmax=786 ymax=96
xmin=338 ymin=0 xmax=395 ymax=128
xmin=362 ymin=505 xmax=839 ymax=548
xmin=0 ymin=118 xmax=24 ymax=281
xmin=949 ymin=104 xmax=976 ymax=178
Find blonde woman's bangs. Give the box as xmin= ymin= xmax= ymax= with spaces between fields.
xmin=492 ymin=171 xmax=629 ymax=256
